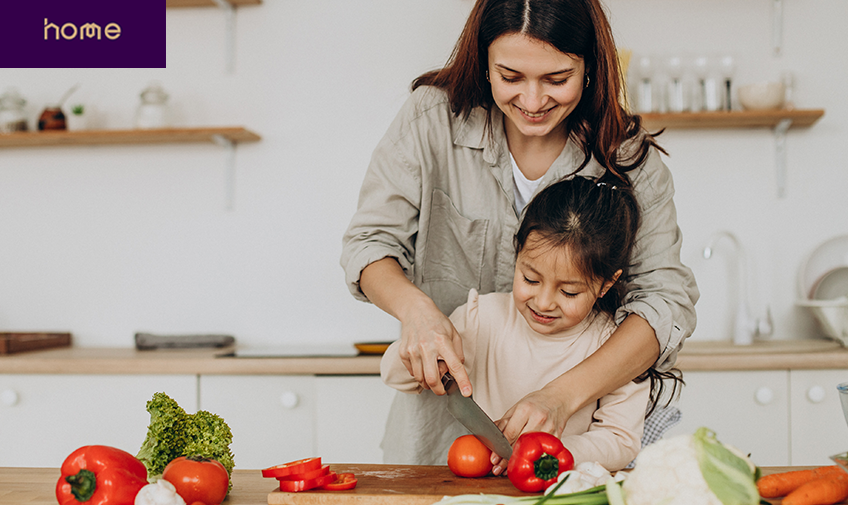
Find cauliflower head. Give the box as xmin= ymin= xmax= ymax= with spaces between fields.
xmin=623 ymin=427 xmax=759 ymax=505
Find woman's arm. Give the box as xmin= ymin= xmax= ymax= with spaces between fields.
xmin=490 ymin=311 xmax=657 ymax=475
xmin=360 ymin=257 xmax=472 ymax=396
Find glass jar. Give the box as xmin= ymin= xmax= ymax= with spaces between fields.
xmin=0 ymin=88 xmax=28 ymax=133
xmin=134 ymin=82 xmax=169 ymax=129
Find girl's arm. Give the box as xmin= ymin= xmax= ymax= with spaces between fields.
xmin=490 ymin=315 xmax=656 ymax=474
xmin=361 ymin=257 xmax=472 ymax=396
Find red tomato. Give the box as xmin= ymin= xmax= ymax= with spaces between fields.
xmin=162 ymin=457 xmax=229 ymax=505
xmin=277 ymin=472 xmax=337 ymax=492
xmin=320 ymin=473 xmax=358 ymax=490
xmin=261 ymin=458 xmax=322 ymax=479
xmin=447 ymin=435 xmax=494 ymax=478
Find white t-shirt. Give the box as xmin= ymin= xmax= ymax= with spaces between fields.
xmin=510 ymin=153 xmax=543 ymax=214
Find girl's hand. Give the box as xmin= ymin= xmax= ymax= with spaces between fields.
xmin=397 ymin=298 xmax=472 ymax=396
xmin=490 ymin=418 xmax=510 ymax=476
xmin=499 ymin=387 xmax=573 ymax=445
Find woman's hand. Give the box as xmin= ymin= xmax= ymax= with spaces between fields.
xmin=396 ymin=297 xmax=471 ymax=395
xmin=359 ymin=257 xmax=473 ymax=396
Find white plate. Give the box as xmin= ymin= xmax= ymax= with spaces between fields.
xmin=800 ymin=235 xmax=848 ymax=298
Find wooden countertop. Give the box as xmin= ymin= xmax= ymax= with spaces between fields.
xmin=0 ymin=465 xmax=826 ymax=505
xmin=0 ymin=339 xmax=846 ymax=375
xmin=0 ymin=347 xmax=383 ymax=375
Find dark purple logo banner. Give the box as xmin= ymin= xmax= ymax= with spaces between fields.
xmin=2 ymin=0 xmax=165 ymax=68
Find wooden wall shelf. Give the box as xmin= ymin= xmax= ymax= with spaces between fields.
xmin=640 ymin=109 xmax=824 ymax=131
xmin=0 ymin=127 xmax=261 ymax=149
xmin=166 ymin=0 xmax=260 ymax=7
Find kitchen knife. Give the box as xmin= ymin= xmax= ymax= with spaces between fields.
xmin=441 ymin=372 xmax=513 ymax=459
xmin=831 ymin=452 xmax=848 ymax=474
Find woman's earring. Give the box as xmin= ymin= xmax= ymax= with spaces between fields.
xmin=599 ymin=290 xmax=606 ymax=297
xmin=486 ymin=70 xmax=490 ymax=82
xmin=584 ymin=75 xmax=590 ymax=88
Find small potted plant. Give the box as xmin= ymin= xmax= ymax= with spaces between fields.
xmin=66 ymin=103 xmax=87 ymax=131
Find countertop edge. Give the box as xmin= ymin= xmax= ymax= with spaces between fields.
xmin=2 ymin=341 xmax=848 ymax=375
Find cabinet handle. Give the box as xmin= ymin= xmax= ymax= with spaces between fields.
xmin=279 ymin=391 xmax=299 ymax=409
xmin=754 ymin=386 xmax=774 ymax=405
xmin=807 ymin=385 xmax=826 ymax=404
xmin=0 ymin=389 xmax=19 ymax=407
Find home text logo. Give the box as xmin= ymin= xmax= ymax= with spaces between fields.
xmin=44 ymin=19 xmax=122 ymax=42
xmin=1 ymin=0 xmax=164 ymax=69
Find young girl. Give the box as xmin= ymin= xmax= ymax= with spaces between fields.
xmin=381 ymin=174 xmax=682 ymax=472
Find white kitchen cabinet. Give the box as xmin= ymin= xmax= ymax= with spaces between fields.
xmin=314 ymin=375 xmax=396 ymax=463
xmin=789 ymin=369 xmax=848 ymax=465
xmin=199 ymin=375 xmax=317 ymax=470
xmin=197 ymin=375 xmax=396 ymax=470
xmin=664 ymin=370 xmax=791 ymax=466
xmin=0 ymin=374 xmax=196 ymax=467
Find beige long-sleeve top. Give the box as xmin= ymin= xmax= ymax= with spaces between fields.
xmin=381 ymin=290 xmax=650 ymax=471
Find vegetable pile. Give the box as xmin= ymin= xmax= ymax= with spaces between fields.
xmin=435 ymin=427 xmax=763 ymax=505
xmin=136 ymin=392 xmax=235 ymax=490
xmin=757 ymin=465 xmax=848 ymax=505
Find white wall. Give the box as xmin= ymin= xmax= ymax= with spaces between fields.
xmin=0 ymin=0 xmax=845 ymax=349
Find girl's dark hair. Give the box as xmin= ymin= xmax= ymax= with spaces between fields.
xmin=412 ymin=0 xmax=666 ymax=182
xmin=514 ymin=173 xmax=683 ymax=416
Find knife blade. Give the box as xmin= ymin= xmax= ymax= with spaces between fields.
xmin=441 ymin=372 xmax=513 ymax=459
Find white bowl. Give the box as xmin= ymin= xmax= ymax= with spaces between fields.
xmin=738 ymin=81 xmax=785 ymax=110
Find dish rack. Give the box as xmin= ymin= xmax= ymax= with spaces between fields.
xmin=797 ymin=235 xmax=848 ymax=346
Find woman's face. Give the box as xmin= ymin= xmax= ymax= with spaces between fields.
xmin=512 ymin=233 xmax=617 ymax=335
xmin=488 ymin=33 xmax=586 ymax=141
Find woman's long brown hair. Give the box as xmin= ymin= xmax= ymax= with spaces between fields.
xmin=413 ymin=0 xmax=666 ymax=182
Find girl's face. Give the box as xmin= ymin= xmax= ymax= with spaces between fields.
xmin=487 ymin=33 xmax=586 ymax=141
xmin=513 ymin=233 xmax=619 ymax=335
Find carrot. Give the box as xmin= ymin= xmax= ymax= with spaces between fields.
xmin=782 ymin=472 xmax=848 ymax=505
xmin=757 ymin=466 xmax=844 ymax=498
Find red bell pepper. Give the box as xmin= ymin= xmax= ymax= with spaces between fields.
xmin=56 ymin=445 xmax=149 ymax=505
xmin=506 ymin=432 xmax=574 ymax=492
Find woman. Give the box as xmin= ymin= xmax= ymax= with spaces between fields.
xmin=341 ymin=0 xmax=698 ymax=471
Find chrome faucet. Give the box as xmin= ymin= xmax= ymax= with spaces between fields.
xmin=703 ymin=231 xmax=774 ymax=345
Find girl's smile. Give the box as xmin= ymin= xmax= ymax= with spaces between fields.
xmin=528 ymin=306 xmax=558 ymax=324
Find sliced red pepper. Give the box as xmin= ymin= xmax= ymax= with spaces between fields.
xmin=320 ymin=472 xmax=358 ymax=490
xmin=278 ymin=472 xmax=337 ymax=492
xmin=277 ymin=465 xmax=330 ymax=482
xmin=261 ymin=458 xmax=322 ymax=478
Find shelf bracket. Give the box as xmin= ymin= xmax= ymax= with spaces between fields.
xmin=211 ymin=0 xmax=236 ymax=73
xmin=774 ymin=118 xmax=792 ymax=198
xmin=772 ymin=0 xmax=783 ymax=56
xmin=212 ymin=134 xmax=237 ymax=210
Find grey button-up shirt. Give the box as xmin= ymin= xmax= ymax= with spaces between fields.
xmin=342 ymin=86 xmax=698 ymax=370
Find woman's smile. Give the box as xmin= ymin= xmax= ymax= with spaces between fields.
xmin=515 ymin=104 xmax=557 ymax=121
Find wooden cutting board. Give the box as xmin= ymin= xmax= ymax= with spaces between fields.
xmin=0 ymin=332 xmax=71 ymax=355
xmin=266 ymin=464 xmax=527 ymax=505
